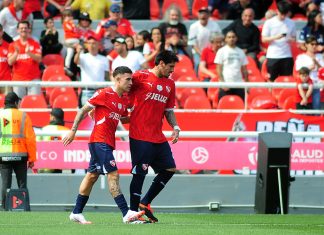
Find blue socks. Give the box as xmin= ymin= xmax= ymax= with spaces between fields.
xmin=141 ymin=171 xmax=174 ymax=205
xmin=129 ymin=174 xmax=145 ymax=211
xmin=72 ymin=194 xmax=89 ymax=214
xmin=114 ymin=194 xmax=129 ymax=217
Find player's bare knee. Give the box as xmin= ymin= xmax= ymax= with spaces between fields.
xmin=86 ymin=173 xmax=99 ymax=183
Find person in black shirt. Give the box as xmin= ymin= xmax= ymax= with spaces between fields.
xmin=40 ymin=17 xmax=63 ymax=56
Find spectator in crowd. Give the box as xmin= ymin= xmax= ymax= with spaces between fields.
xmin=71 ymin=0 xmax=111 ymax=20
xmin=74 ymin=35 xmax=109 ymax=106
xmin=24 ymin=0 xmax=43 ymax=19
xmin=159 ymin=4 xmax=188 ymax=47
xmin=134 ymin=30 xmax=150 ymax=53
xmin=295 ymin=36 xmax=324 ymax=110
xmin=199 ymin=32 xmax=224 ymax=82
xmin=0 ymin=0 xmax=11 ymax=10
xmin=96 ymin=4 xmax=136 ymax=39
xmin=223 ymin=8 xmax=260 ymax=66
xmin=0 ymin=0 xmax=33 ymax=38
xmin=62 ymin=9 xmax=79 ymax=75
xmin=305 ymin=1 xmax=319 ymax=16
xmin=37 ymin=108 xmax=69 ymax=173
xmin=122 ymin=0 xmax=150 ymax=19
xmin=40 ymin=17 xmax=63 ymax=56
xmin=296 ymin=67 xmax=313 ymax=110
xmin=77 ymin=12 xmax=95 ymax=43
xmin=188 ymin=7 xmax=221 ymax=74
xmin=0 ymin=92 xmax=36 ymax=210
xmin=111 ymin=36 xmax=147 ymax=73
xmin=215 ymin=30 xmax=248 ymax=102
xmin=125 ymin=35 xmax=135 ymax=50
xmin=227 ymin=0 xmax=264 ymax=20
xmin=100 ymin=20 xmax=120 ymax=55
xmin=208 ymin=0 xmax=230 ymax=19
xmin=45 ymin=0 xmax=73 ymax=18
xmin=262 ymin=0 xmax=296 ymax=82
xmin=8 ymin=21 xmax=41 ymax=99
xmin=298 ymin=9 xmax=324 ymax=52
xmin=143 ymin=27 xmax=166 ymax=69
xmin=0 ymin=23 xmax=11 ymax=94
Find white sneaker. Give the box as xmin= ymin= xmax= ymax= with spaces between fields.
xmin=123 ymin=210 xmax=145 ymax=224
xmin=69 ymin=213 xmax=92 ymax=224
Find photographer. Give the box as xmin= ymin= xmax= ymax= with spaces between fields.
xmin=40 ymin=17 xmax=63 ymax=56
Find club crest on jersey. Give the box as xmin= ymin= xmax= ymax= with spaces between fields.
xmin=142 ymin=164 xmax=149 ymax=171
xmin=118 ymin=103 xmax=122 ymax=110
xmin=110 ymin=160 xmax=116 ymax=167
xmin=166 ymin=86 xmax=171 ymax=93
xmin=157 ymin=85 xmax=163 ymax=92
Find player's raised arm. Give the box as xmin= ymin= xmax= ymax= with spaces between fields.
xmin=62 ymin=104 xmax=93 ymax=146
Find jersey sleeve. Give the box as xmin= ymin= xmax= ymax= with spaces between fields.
xmin=166 ymin=80 xmax=176 ymax=110
xmin=87 ymin=89 xmax=106 ymax=107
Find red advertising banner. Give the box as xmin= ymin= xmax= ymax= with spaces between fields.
xmin=35 ymin=141 xmax=324 ymax=171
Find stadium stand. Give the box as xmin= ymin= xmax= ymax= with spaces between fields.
xmin=42 ymin=54 xmax=65 ymax=67
xmin=250 ymin=95 xmax=277 ymax=109
xmin=183 ymin=95 xmax=212 ymax=109
xmin=277 ymin=89 xmax=296 ymax=109
xmin=162 ymin=0 xmax=190 ymax=20
xmin=42 ymin=65 xmax=65 ymax=81
xmin=282 ymin=95 xmax=296 ymax=110
xmin=178 ymin=87 xmax=206 ymax=108
xmin=150 ymin=0 xmax=160 ymax=20
xmin=217 ymin=95 xmax=245 ymax=109
xmin=20 ymin=94 xmax=49 ymax=127
xmin=45 ymin=75 xmax=72 ymax=99
xmin=52 ymin=94 xmax=78 ymax=109
xmin=49 ymin=87 xmax=77 ymax=107
xmin=247 ymin=87 xmax=272 ymax=107
xmin=271 ymin=75 xmax=296 ymax=100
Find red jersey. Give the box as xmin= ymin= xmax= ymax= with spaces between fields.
xmin=129 ymin=70 xmax=176 ymax=143
xmin=63 ymin=21 xmax=79 ymax=39
xmin=87 ymin=87 xmax=128 ymax=149
xmin=296 ymin=77 xmax=313 ymax=103
xmin=96 ymin=18 xmax=135 ymax=38
xmin=0 ymin=40 xmax=11 ymax=81
xmin=8 ymin=38 xmax=41 ymax=81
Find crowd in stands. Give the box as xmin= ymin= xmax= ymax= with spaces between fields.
xmin=1 ymin=0 xmax=324 ymax=114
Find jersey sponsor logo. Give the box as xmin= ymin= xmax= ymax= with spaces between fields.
xmin=17 ymin=53 xmax=30 ymax=60
xmin=0 ymin=57 xmax=8 ymax=62
xmin=110 ymin=160 xmax=116 ymax=167
xmin=3 ymin=118 xmax=10 ymax=127
xmin=145 ymin=92 xmax=168 ymax=103
xmin=157 ymin=85 xmax=163 ymax=92
xmin=109 ymin=112 xmax=121 ymax=120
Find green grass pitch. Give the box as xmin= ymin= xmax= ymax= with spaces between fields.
xmin=0 ymin=212 xmax=323 ymax=235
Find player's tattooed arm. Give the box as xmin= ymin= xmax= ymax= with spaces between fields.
xmin=164 ymin=109 xmax=178 ymax=128
xmin=71 ymin=105 xmax=93 ymax=132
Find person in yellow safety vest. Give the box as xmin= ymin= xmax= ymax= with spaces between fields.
xmin=37 ymin=108 xmax=69 ymax=173
xmin=0 ymin=92 xmax=36 ymax=209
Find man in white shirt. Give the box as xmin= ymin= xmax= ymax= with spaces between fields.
xmin=0 ymin=0 xmax=33 ymax=38
xmin=188 ymin=7 xmax=221 ymax=74
xmin=74 ymin=35 xmax=109 ymax=106
xmin=261 ymin=0 xmax=296 ymax=82
xmin=111 ymin=36 xmax=147 ymax=73
xmin=215 ymin=30 xmax=248 ymax=102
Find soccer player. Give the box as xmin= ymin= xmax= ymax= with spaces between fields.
xmin=62 ymin=66 xmax=145 ymax=224
xmin=128 ymin=50 xmax=180 ymax=223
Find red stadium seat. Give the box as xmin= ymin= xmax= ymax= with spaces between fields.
xmin=0 ymin=93 xmax=5 ymax=108
xmin=217 ymin=95 xmax=245 ymax=109
xmin=192 ymin=0 xmax=208 ymax=19
xmin=52 ymin=94 xmax=78 ymax=108
xmin=162 ymin=0 xmax=190 ymax=20
xmin=247 ymin=88 xmax=271 ymax=107
xmin=42 ymin=54 xmax=64 ymax=67
xmin=175 ymin=75 xmax=199 ymax=101
xmin=291 ymin=41 xmax=302 ymax=60
xmin=282 ymin=96 xmax=296 ymax=110
xmin=176 ymin=54 xmax=194 ymax=68
xmin=250 ymin=95 xmax=277 ymax=109
xmin=49 ymin=87 xmax=77 ymax=107
xmin=150 ymin=0 xmax=160 ymax=20
xmin=277 ymin=89 xmax=296 ymax=109
xmin=183 ymin=95 xmax=212 ymax=109
xmin=20 ymin=94 xmax=48 ymax=108
xmin=272 ymin=76 xmax=295 ymax=100
xmin=178 ymin=88 xmax=206 ymax=108
xmin=42 ymin=65 xmax=65 ymax=81
xmin=261 ymin=59 xmax=270 ymax=81
xmin=45 ymin=75 xmax=71 ymax=99
xmin=207 ymin=77 xmax=219 ymax=102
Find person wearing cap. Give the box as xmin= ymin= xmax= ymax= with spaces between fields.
xmin=188 ymin=6 xmax=221 ymax=74
xmin=0 ymin=23 xmax=12 ymax=94
xmin=46 ymin=0 xmax=73 ymax=18
xmin=0 ymin=0 xmax=33 ymax=38
xmin=0 ymin=92 xmax=36 ymax=209
xmin=74 ymin=35 xmax=109 ymax=106
xmin=8 ymin=20 xmax=42 ymax=99
xmin=77 ymin=12 xmax=96 ymax=43
xmin=111 ymin=36 xmax=147 ymax=73
xmin=96 ymin=4 xmax=135 ymax=39
xmin=100 ymin=19 xmax=121 ymax=55
xmin=71 ymin=0 xmax=110 ymax=20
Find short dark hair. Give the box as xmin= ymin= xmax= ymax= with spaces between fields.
xmin=44 ymin=17 xmax=53 ymax=24
xmin=299 ymin=67 xmax=310 ymax=75
xmin=154 ymin=50 xmax=179 ymax=66
xmin=112 ymin=66 xmax=133 ymax=78
xmin=138 ymin=30 xmax=150 ymax=42
xmin=17 ymin=20 xmax=30 ymax=29
xmin=305 ymin=35 xmax=317 ymax=44
xmin=277 ymin=1 xmax=291 ymax=15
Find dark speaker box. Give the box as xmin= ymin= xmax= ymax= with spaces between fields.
xmin=255 ymin=132 xmax=292 ymax=214
xmin=5 ymin=189 xmax=30 ymax=211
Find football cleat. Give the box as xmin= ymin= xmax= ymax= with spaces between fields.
xmin=139 ymin=203 xmax=158 ymax=223
xmin=69 ymin=213 xmax=92 ymax=224
xmin=123 ymin=210 xmax=145 ymax=224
